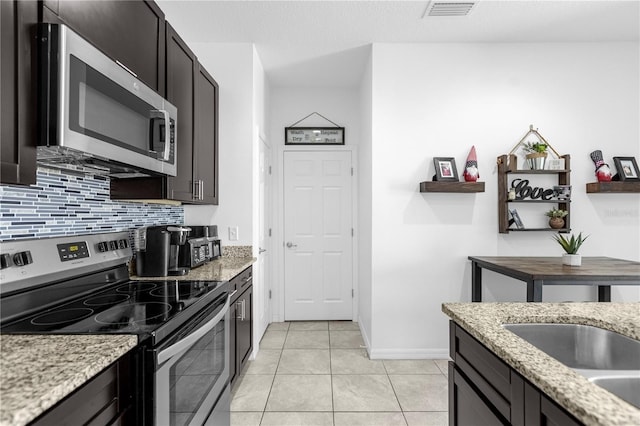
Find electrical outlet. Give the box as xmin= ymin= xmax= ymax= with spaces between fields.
xmin=229 ymin=226 xmax=239 ymax=241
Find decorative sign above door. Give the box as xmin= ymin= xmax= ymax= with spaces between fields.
xmin=285 ymin=127 xmax=345 ymax=145
xmin=285 ymin=112 xmax=345 ymax=145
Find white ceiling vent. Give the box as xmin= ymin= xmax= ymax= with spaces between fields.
xmin=424 ymin=2 xmax=475 ymax=17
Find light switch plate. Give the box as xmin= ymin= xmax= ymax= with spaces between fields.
xmin=229 ymin=226 xmax=239 ymax=241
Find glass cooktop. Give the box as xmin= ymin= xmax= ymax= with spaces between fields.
xmin=1 ymin=279 xmax=227 ymax=342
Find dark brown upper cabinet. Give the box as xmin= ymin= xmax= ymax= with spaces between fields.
xmin=194 ymin=64 xmax=219 ymax=205
xmin=111 ymin=23 xmax=219 ymax=205
xmin=1 ymin=0 xmax=38 ymax=185
xmin=41 ymin=0 xmax=166 ymax=94
xmin=164 ymin=26 xmax=219 ymax=204
xmin=165 ymin=23 xmax=197 ymax=202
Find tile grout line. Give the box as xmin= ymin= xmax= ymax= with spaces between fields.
xmin=383 ymin=359 xmax=408 ymax=424
xmin=259 ymin=323 xmax=287 ymax=423
xmin=329 ymin=324 xmax=335 ymax=426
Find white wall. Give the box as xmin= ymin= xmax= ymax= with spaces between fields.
xmin=369 ymin=42 xmax=640 ymax=358
xmin=358 ymin=48 xmax=374 ymax=349
xmin=269 ymin=87 xmax=361 ymax=148
xmin=183 ymin=43 xmax=255 ymax=246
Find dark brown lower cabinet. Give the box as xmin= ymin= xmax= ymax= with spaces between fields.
xmin=230 ymin=267 xmax=253 ymax=387
xmin=31 ymin=350 xmax=135 ymax=426
xmin=449 ymin=321 xmax=583 ymax=426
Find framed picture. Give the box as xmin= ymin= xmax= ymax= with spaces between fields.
xmin=613 ymin=157 xmax=639 ymax=181
xmin=509 ymin=209 xmax=525 ymax=229
xmin=433 ymin=157 xmax=459 ymax=181
xmin=552 ymin=185 xmax=572 ymax=201
xmin=546 ymin=158 xmax=565 ymax=170
xmin=285 ymin=127 xmax=345 ymax=145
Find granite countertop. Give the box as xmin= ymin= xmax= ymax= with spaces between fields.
xmin=442 ymin=302 xmax=640 ymax=426
xmin=131 ymin=256 xmax=255 ymax=282
xmin=0 ymin=334 xmax=138 ymax=426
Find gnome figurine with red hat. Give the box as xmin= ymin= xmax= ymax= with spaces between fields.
xmin=463 ymin=145 xmax=479 ymax=182
xmin=589 ymin=150 xmax=612 ymax=182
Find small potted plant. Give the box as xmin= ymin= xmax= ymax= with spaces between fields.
xmin=522 ymin=141 xmax=548 ymax=170
xmin=545 ymin=208 xmax=568 ymax=229
xmin=553 ymin=232 xmax=588 ymax=266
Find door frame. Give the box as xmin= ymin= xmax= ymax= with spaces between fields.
xmin=257 ymin=132 xmax=272 ymax=342
xmin=274 ymin=145 xmax=359 ymax=323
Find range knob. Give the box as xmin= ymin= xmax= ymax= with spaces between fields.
xmin=0 ymin=254 xmax=11 ymax=269
xmin=97 ymin=242 xmax=108 ymax=253
xmin=12 ymin=251 xmax=33 ymax=266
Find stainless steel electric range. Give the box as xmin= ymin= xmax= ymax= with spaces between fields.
xmin=0 ymin=231 xmax=230 ymax=426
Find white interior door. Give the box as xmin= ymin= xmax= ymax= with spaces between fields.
xmin=258 ymin=136 xmax=272 ymax=341
xmin=284 ymin=150 xmax=353 ymax=320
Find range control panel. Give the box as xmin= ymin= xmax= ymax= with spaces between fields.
xmin=57 ymin=242 xmax=90 ymax=262
xmin=0 ymin=231 xmax=132 ymax=295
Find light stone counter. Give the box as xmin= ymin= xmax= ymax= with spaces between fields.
xmin=131 ymin=245 xmax=255 ymax=282
xmin=442 ymin=302 xmax=640 ymax=426
xmin=0 ymin=334 xmax=137 ymax=426
xmin=131 ymin=256 xmax=255 ymax=282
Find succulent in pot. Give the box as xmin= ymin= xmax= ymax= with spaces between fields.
xmin=545 ymin=208 xmax=568 ymax=229
xmin=522 ymin=142 xmax=548 ymax=169
xmin=553 ymin=232 xmax=588 ymax=266
xmin=523 ymin=142 xmax=548 ymax=154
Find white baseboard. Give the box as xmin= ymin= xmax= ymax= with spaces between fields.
xmin=357 ymin=316 xmax=448 ymax=359
xmin=358 ymin=316 xmax=372 ymax=355
xmin=368 ymin=348 xmax=450 ymax=360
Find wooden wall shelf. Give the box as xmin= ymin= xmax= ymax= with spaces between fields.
xmin=498 ymin=154 xmax=571 ymax=234
xmin=586 ymin=181 xmax=640 ymax=193
xmin=508 ymin=228 xmax=570 ymax=232
xmin=419 ymin=181 xmax=485 ymax=193
xmin=507 ymin=169 xmax=570 ymax=175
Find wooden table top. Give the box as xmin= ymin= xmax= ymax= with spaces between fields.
xmin=468 ymin=256 xmax=640 ymax=280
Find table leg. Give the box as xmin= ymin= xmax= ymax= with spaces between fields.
xmin=527 ymin=280 xmax=543 ymax=302
xmin=598 ymin=286 xmax=611 ymax=302
xmin=472 ymin=261 xmax=482 ymax=302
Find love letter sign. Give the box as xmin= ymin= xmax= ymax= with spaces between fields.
xmin=511 ymin=179 xmax=554 ymax=200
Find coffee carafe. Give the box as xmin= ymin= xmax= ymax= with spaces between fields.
xmin=166 ymin=225 xmax=191 ymax=276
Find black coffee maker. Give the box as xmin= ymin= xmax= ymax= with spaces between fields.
xmin=135 ymin=225 xmax=192 ymax=276
xmin=134 ymin=226 xmax=170 ymax=277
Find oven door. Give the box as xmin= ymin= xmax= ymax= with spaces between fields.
xmin=153 ymin=293 xmax=230 ymax=426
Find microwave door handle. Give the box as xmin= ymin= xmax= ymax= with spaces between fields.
xmin=159 ymin=109 xmax=171 ymax=161
xmin=157 ymin=295 xmax=230 ymax=365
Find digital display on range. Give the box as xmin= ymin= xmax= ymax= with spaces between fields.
xmin=57 ymin=242 xmax=89 ymax=262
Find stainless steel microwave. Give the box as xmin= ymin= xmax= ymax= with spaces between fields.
xmin=37 ymin=23 xmax=177 ymax=178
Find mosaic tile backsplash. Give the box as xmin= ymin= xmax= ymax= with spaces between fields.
xmin=0 ymin=168 xmax=183 ymax=241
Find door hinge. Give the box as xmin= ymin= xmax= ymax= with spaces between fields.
xmin=269 ymin=166 xmax=272 ymax=175
xmin=269 ymin=290 xmax=272 ymax=299
xmin=351 ymin=167 xmax=354 ymax=176
xmin=352 ymin=289 xmax=354 ymax=298
xmin=351 ymin=228 xmax=354 ymax=237
xmin=269 ymin=228 xmax=272 ymax=237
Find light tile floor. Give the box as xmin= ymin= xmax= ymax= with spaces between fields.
xmin=230 ymin=321 xmax=449 ymax=426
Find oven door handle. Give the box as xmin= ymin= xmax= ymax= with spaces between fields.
xmin=157 ymin=294 xmax=230 ymax=365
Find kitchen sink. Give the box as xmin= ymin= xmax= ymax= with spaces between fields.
xmin=502 ymin=323 xmax=640 ymax=370
xmin=590 ymin=375 xmax=640 ymax=409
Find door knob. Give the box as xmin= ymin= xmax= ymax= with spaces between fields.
xmin=259 ymin=248 xmax=266 ymax=254
xmin=286 ymin=242 xmax=297 ymax=248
